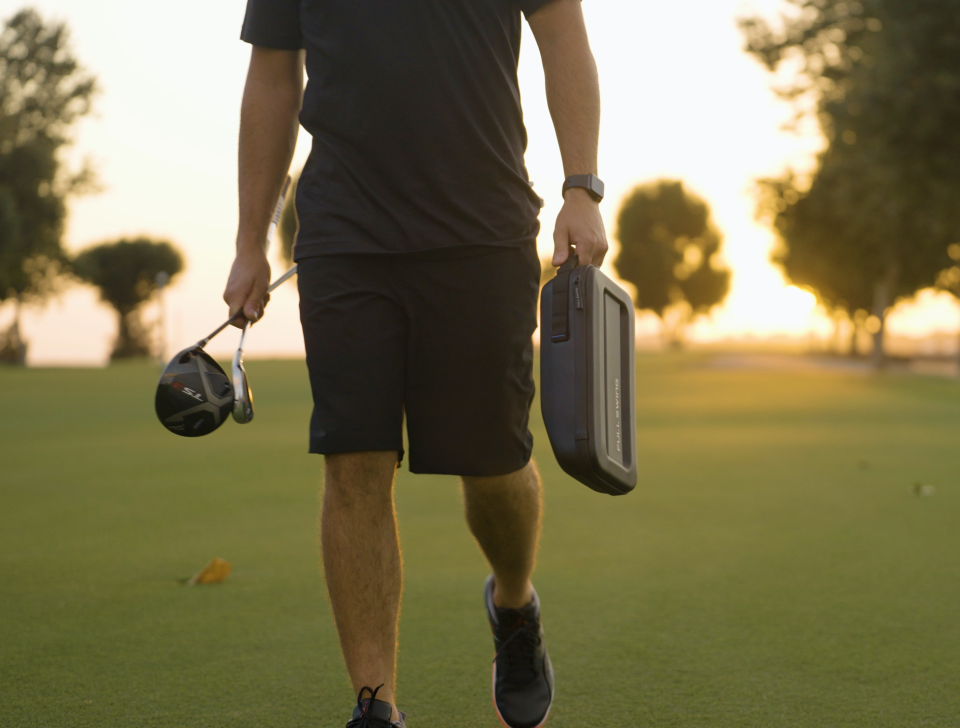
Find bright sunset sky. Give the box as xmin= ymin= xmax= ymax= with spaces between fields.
xmin=3 ymin=0 xmax=958 ymax=365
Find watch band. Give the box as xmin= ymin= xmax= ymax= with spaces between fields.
xmin=562 ymin=174 xmax=605 ymax=202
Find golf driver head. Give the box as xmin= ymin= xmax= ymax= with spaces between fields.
xmin=231 ymin=346 xmax=253 ymax=424
xmin=155 ymin=346 xmax=234 ymax=437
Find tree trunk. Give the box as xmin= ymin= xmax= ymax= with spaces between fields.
xmin=849 ymin=322 xmax=859 ymax=358
xmin=111 ymin=307 xmax=152 ymax=360
xmin=831 ymin=315 xmax=842 ymax=354
xmin=870 ymin=313 xmax=887 ymax=369
xmin=12 ymin=297 xmax=25 ymax=366
xmin=870 ymin=263 xmax=899 ymax=370
xmin=669 ymin=320 xmax=686 ymax=350
xmin=0 ymin=297 xmax=28 ymax=365
xmin=660 ymin=319 xmax=684 ymax=350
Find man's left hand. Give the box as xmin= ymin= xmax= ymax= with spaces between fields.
xmin=551 ymin=188 xmax=608 ymax=268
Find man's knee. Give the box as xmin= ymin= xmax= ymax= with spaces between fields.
xmin=324 ymin=451 xmax=399 ymax=505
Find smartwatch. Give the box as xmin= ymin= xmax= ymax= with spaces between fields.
xmin=562 ymin=174 xmax=605 ymax=202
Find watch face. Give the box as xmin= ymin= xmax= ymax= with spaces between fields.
xmin=588 ymin=175 xmax=605 ymax=201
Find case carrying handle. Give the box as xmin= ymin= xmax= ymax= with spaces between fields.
xmin=551 ymin=249 xmax=579 ymax=343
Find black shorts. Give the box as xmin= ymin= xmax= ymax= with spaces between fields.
xmin=297 ymin=243 xmax=540 ymax=476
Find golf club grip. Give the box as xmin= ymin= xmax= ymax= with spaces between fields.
xmin=266 ymin=175 xmax=292 ymax=248
xmin=274 ymin=175 xmax=291 ymax=225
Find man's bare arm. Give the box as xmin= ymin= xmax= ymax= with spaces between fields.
xmin=223 ymin=46 xmax=304 ymax=325
xmin=528 ymin=0 xmax=607 ymax=267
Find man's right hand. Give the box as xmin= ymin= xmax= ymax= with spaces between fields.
xmin=223 ymin=249 xmax=272 ymax=327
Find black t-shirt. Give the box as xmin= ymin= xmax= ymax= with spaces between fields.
xmin=241 ymin=0 xmax=553 ymax=258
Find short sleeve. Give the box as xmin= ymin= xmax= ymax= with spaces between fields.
xmin=518 ymin=0 xmax=565 ymax=19
xmin=240 ymin=0 xmax=303 ymax=50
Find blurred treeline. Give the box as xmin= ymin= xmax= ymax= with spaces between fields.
xmin=0 ymin=9 xmax=183 ymax=364
xmin=611 ymin=0 xmax=960 ymax=362
xmin=4 ymin=2 xmax=960 ymax=366
xmin=741 ymin=0 xmax=960 ymax=366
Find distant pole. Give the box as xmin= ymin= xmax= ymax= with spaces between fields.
xmin=155 ymin=271 xmax=169 ymax=365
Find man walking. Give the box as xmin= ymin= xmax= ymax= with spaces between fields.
xmin=223 ymin=0 xmax=606 ymax=725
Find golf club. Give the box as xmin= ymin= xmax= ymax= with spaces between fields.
xmin=155 ymin=177 xmax=298 ymax=437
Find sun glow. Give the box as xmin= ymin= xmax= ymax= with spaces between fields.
xmin=4 ymin=0 xmax=959 ymax=364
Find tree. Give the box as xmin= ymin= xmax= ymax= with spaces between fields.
xmin=741 ymin=0 xmax=960 ymax=367
xmin=73 ymin=238 xmax=184 ymax=360
xmin=0 ymin=9 xmax=97 ymax=364
xmin=613 ymin=180 xmax=730 ymax=346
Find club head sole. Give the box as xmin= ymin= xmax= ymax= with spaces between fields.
xmin=156 ymin=346 xmax=233 ymax=437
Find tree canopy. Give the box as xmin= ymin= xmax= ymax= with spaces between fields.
xmin=0 ymin=9 xmax=96 ymax=363
xmin=73 ymin=238 xmax=184 ymax=360
xmin=0 ymin=9 xmax=96 ymax=302
xmin=614 ymin=180 xmax=730 ymax=344
xmin=742 ymin=0 xmax=960 ymax=364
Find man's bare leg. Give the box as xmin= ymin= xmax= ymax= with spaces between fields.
xmin=322 ymin=451 xmax=403 ymax=722
xmin=461 ymin=460 xmax=542 ymax=609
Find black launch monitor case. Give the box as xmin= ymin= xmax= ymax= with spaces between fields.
xmin=540 ymin=257 xmax=637 ymax=496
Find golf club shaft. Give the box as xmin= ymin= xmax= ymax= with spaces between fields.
xmin=237 ymin=319 xmax=251 ymax=350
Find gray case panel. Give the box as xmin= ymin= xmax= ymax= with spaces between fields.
xmin=540 ymin=262 xmax=637 ymax=495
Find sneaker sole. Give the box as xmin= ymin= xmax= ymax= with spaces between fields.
xmin=491 ymin=662 xmax=553 ymax=728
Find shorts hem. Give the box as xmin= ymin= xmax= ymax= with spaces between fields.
xmin=408 ymin=448 xmax=532 ymax=478
xmin=309 ymin=440 xmax=405 ymax=463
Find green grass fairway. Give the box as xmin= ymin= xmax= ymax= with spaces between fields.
xmin=3 ymin=354 xmax=960 ymax=727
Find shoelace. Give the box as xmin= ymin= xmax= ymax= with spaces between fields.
xmin=492 ymin=615 xmax=542 ymax=682
xmin=346 ymin=684 xmax=393 ymax=728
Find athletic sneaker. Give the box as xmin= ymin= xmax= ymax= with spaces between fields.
xmin=484 ymin=575 xmax=555 ymax=728
xmin=345 ymin=685 xmax=406 ymax=728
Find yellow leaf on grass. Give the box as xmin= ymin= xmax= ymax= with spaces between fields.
xmin=187 ymin=557 xmax=232 ymax=585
